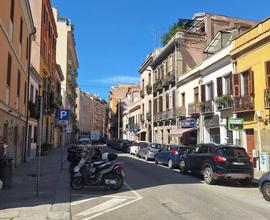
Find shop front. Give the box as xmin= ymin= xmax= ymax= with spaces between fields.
xmin=203 ymin=114 xmax=220 ymax=144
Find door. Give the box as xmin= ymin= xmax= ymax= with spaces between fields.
xmin=246 ymin=129 xmax=256 ymax=168
xmin=159 ymin=145 xmax=168 ymax=163
xmin=187 ymin=145 xmax=200 ymax=171
xmin=27 ymin=125 xmax=32 ymax=158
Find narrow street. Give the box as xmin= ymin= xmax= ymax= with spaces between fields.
xmin=71 ymin=146 xmax=270 ymax=220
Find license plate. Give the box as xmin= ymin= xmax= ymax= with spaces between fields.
xmin=121 ymin=170 xmax=125 ymax=177
xmin=232 ymin=162 xmax=245 ymax=165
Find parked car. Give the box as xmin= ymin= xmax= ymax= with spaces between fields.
xmin=259 ymin=171 xmax=270 ymax=202
xmin=179 ymin=144 xmax=254 ymax=185
xmin=119 ymin=140 xmax=134 ymax=153
xmin=155 ymin=144 xmax=188 ymax=169
xmin=129 ymin=141 xmax=150 ymax=156
xmin=138 ymin=143 xmax=163 ymax=161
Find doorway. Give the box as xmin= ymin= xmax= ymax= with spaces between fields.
xmin=246 ymin=129 xmax=256 ymax=168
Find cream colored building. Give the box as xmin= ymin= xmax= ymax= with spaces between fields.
xmin=53 ymin=8 xmax=79 ymax=144
xmin=0 ymin=0 xmax=35 ymax=166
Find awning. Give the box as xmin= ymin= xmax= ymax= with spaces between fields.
xmin=169 ymin=127 xmax=197 ymax=137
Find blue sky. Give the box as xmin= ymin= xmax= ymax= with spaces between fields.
xmin=51 ymin=0 xmax=270 ymax=100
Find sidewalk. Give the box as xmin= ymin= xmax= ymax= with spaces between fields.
xmin=253 ymin=169 xmax=266 ymax=184
xmin=0 ymin=144 xmax=72 ymax=220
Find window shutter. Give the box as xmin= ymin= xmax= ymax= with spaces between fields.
xmin=229 ymin=72 xmax=233 ymax=94
xmin=201 ymin=85 xmax=205 ymax=102
xmin=232 ymin=74 xmax=241 ymax=97
xmin=266 ymin=61 xmax=270 ymax=88
xmin=210 ymin=81 xmax=214 ymax=100
xmin=248 ymin=70 xmax=254 ymax=96
xmin=216 ymin=77 xmax=223 ymax=97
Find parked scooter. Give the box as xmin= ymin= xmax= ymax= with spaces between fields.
xmin=67 ymin=145 xmax=102 ymax=173
xmin=71 ymin=152 xmax=124 ymax=190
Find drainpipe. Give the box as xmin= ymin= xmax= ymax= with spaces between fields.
xmin=24 ymin=27 xmax=36 ymax=162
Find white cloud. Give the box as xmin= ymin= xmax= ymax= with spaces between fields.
xmin=93 ymin=75 xmax=140 ymax=85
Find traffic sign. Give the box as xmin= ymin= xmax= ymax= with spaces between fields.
xmin=228 ymin=118 xmax=244 ymax=131
xmin=58 ymin=109 xmax=69 ymax=121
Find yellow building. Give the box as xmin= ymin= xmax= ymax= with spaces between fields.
xmin=231 ymin=17 xmax=270 ymax=170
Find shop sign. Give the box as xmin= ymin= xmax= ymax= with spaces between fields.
xmin=204 ymin=115 xmax=219 ymax=128
xmin=181 ymin=118 xmax=196 ymax=128
xmin=228 ymin=118 xmax=244 ymax=131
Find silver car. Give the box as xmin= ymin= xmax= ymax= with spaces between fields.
xmin=138 ymin=143 xmax=163 ymax=161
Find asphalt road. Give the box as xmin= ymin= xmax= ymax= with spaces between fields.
xmin=71 ymin=145 xmax=270 ymax=220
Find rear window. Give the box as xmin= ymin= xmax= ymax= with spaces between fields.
xmin=178 ymin=147 xmax=188 ymax=154
xmin=140 ymin=142 xmax=149 ymax=148
xmin=151 ymin=143 xmax=162 ymax=149
xmin=219 ymin=147 xmax=248 ymax=158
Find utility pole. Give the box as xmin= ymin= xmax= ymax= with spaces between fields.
xmin=36 ymin=86 xmax=43 ymax=197
xmin=118 ymin=99 xmax=121 ymax=139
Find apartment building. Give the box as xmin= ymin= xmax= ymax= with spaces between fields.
xmin=230 ymin=17 xmax=270 ymax=171
xmin=151 ymin=12 xmax=255 ymax=144
xmin=53 ymin=64 xmax=64 ymax=148
xmin=0 ymin=0 xmax=35 ymax=165
xmin=139 ymin=50 xmax=160 ymax=142
xmin=53 ymin=7 xmax=79 ymax=144
xmin=108 ymin=84 xmax=139 ymax=139
xmin=29 ymin=0 xmax=58 ymax=146
xmin=77 ymin=90 xmax=107 ymax=138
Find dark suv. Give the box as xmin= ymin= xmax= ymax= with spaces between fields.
xmin=179 ymin=144 xmax=254 ymax=185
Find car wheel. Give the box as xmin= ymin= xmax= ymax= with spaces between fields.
xmin=179 ymin=160 xmax=187 ymax=174
xmin=204 ymin=166 xmax=215 ymax=185
xmin=262 ymin=182 xmax=270 ymax=202
xmin=168 ymin=159 xmax=173 ymax=169
xmin=137 ymin=153 xmax=140 ymax=158
xmin=145 ymin=154 xmax=149 ymax=161
xmin=239 ymin=179 xmax=252 ymax=186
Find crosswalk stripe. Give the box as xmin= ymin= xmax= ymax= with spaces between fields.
xmin=76 ymin=198 xmax=127 ymax=217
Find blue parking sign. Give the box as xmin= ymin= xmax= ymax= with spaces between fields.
xmin=58 ymin=109 xmax=69 ymax=121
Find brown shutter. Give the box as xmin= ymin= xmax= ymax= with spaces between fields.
xmin=201 ymin=84 xmax=205 ymax=102
xmin=266 ymin=61 xmax=270 ymax=88
xmin=217 ymin=77 xmax=223 ymax=97
xmin=232 ymin=73 xmax=241 ymax=97
xmin=248 ymin=70 xmax=254 ymax=96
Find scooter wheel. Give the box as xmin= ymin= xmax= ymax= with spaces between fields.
xmin=71 ymin=176 xmax=83 ymax=190
xmin=109 ymin=174 xmax=123 ymax=191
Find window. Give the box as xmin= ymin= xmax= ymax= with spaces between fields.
xmin=10 ymin=0 xmax=15 ymax=22
xmin=7 ymin=53 xmax=12 ymax=86
xmin=17 ymin=70 xmax=21 ymax=96
xmin=48 ymin=24 xmax=51 ymax=39
xmin=26 ymin=37 xmax=29 ymax=59
xmin=19 ymin=18 xmax=23 ymax=44
xmin=194 ymin=87 xmax=199 ymax=103
xmin=224 ymin=74 xmax=231 ymax=95
xmin=206 ymin=82 xmax=214 ymax=101
xmin=241 ymin=71 xmax=249 ymax=96
xmin=159 ymin=96 xmax=163 ymax=112
xmin=216 ymin=77 xmax=223 ymax=97
xmin=148 ymin=73 xmax=151 ymax=85
xmin=30 ymin=84 xmax=34 ymax=102
xmin=199 ymin=145 xmax=209 ymax=153
xmin=181 ymin=92 xmax=185 ymax=106
xmin=166 ymin=93 xmax=169 ymax=110
xmin=172 ymin=90 xmax=176 ymax=108
xmin=42 ymin=39 xmax=46 ymax=61
xmin=265 ymin=61 xmax=270 ymax=88
xmin=24 ymin=82 xmax=27 ymax=103
xmin=43 ymin=8 xmax=48 ymax=26
xmin=3 ymin=123 xmax=8 ymax=143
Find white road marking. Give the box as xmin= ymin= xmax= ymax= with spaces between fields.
xmin=77 ymin=198 xmax=127 ymax=217
xmin=72 ymin=182 xmax=143 ymax=220
xmin=72 ymin=196 xmax=96 ymax=206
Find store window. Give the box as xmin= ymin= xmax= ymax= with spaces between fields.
xmin=209 ymin=128 xmax=220 ymax=144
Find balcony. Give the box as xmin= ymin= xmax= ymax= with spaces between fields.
xmin=188 ymin=102 xmax=200 ymax=115
xmin=161 ymin=111 xmax=168 ymax=120
xmin=233 ymin=96 xmax=254 ymax=112
xmin=176 ymin=106 xmax=186 ymax=118
xmin=265 ymin=89 xmax=270 ymax=109
xmin=153 ymin=80 xmax=162 ymax=94
xmin=163 ymin=74 xmax=175 ymax=88
xmin=146 ymin=84 xmax=152 ymax=94
xmin=201 ymin=100 xmax=214 ymax=114
xmin=154 ymin=112 xmax=162 ymax=122
xmin=140 ymin=89 xmax=145 ymax=98
xmin=215 ymin=95 xmax=234 ymax=111
xmin=146 ymin=112 xmax=151 ymax=121
xmin=55 ymin=93 xmax=62 ymax=107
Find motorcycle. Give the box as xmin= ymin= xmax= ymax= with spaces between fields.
xmin=67 ymin=145 xmax=102 ymax=173
xmin=71 ymin=152 xmax=124 ymax=190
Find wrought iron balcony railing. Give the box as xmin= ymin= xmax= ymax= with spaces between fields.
xmin=234 ymin=96 xmax=254 ymax=112
xmin=176 ymin=106 xmax=186 ymax=118
xmin=201 ymin=100 xmax=214 ymax=114
xmin=188 ymin=102 xmax=200 ymax=115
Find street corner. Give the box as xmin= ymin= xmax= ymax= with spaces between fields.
xmin=71 ymin=182 xmax=142 ymax=220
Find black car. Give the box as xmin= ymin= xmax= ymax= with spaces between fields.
xmin=119 ymin=140 xmax=134 ymax=153
xmin=179 ymin=144 xmax=254 ymax=185
xmin=155 ymin=144 xmax=188 ymax=169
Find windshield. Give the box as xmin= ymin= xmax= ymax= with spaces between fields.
xmin=79 ymin=139 xmax=90 ymax=145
